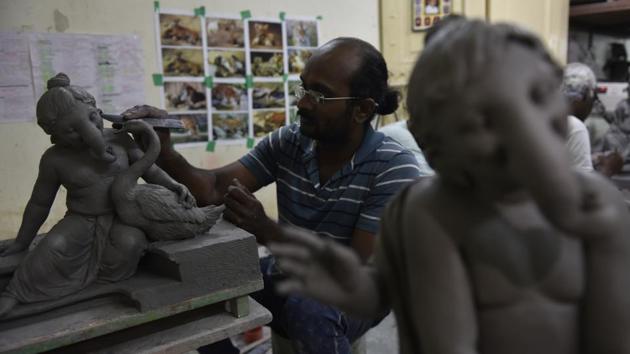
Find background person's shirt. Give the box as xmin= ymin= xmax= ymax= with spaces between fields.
xmin=566 ymin=115 xmax=594 ymax=171
xmin=379 ymin=120 xmax=435 ymax=176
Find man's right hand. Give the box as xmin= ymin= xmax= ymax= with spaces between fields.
xmin=121 ymin=105 xmax=172 ymax=153
xmin=121 ymin=105 xmax=169 ymax=120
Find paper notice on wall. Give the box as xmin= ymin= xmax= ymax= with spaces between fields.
xmin=29 ymin=32 xmax=145 ymax=115
xmin=0 ymin=33 xmax=36 ymax=123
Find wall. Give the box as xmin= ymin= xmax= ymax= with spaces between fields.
xmin=0 ymin=0 xmax=380 ymax=238
xmin=381 ymin=0 xmax=569 ymax=116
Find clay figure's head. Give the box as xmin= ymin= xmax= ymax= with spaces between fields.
xmin=36 ymin=73 xmax=106 ymax=152
xmin=407 ymin=20 xmax=566 ymax=194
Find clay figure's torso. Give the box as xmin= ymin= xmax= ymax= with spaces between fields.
xmin=45 ymin=129 xmax=134 ymax=215
xmin=421 ymin=179 xmax=584 ymax=354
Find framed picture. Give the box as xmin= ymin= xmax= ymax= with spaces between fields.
xmin=412 ymin=0 xmax=454 ymax=32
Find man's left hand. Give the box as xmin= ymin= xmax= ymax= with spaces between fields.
xmin=224 ymin=178 xmax=278 ymax=243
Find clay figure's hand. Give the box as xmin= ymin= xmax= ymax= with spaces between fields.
xmin=93 ymin=145 xmax=117 ymax=163
xmin=223 ymin=178 xmax=277 ymax=242
xmin=0 ymin=241 xmax=28 ymax=257
xmin=171 ymin=182 xmax=196 ymax=208
xmin=269 ymin=226 xmax=364 ymax=308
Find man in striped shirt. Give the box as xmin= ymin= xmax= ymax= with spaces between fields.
xmin=123 ymin=37 xmax=420 ymax=354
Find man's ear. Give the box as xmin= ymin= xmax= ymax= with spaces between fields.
xmin=352 ymin=99 xmax=378 ymax=124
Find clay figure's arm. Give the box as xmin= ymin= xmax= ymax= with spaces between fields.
xmin=579 ymin=174 xmax=630 ymax=353
xmin=270 ymin=226 xmax=386 ymax=319
xmin=121 ymin=105 xmax=259 ymax=206
xmin=1 ymin=151 xmax=60 ymax=256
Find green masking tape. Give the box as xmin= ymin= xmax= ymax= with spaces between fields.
xmin=240 ymin=10 xmax=252 ymax=20
xmin=154 ymin=1 xmax=160 ymax=11
xmin=316 ymin=15 xmax=323 ymax=20
xmin=282 ymin=73 xmax=288 ymax=83
xmin=204 ymin=76 xmax=214 ymax=89
xmin=152 ymin=73 xmax=163 ymax=86
xmin=279 ymin=12 xmax=286 ymax=21
xmin=194 ymin=6 xmax=205 ymax=17
xmin=245 ymin=75 xmax=254 ymax=89
xmin=247 ymin=137 xmax=255 ymax=149
xmin=206 ymin=141 xmax=215 ymax=152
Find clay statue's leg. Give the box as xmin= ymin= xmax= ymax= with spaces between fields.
xmin=99 ymin=220 xmax=148 ymax=282
xmin=0 ymin=296 xmax=17 ymax=317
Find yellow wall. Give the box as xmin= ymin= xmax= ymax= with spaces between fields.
xmin=381 ymin=0 xmax=569 ymax=92
xmin=0 ymin=0 xmax=380 ymax=239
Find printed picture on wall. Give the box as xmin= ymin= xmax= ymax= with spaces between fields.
xmin=170 ymin=114 xmax=208 ymax=144
xmin=288 ymin=49 xmax=312 ymax=74
xmin=253 ymin=83 xmax=285 ymax=109
xmin=286 ymin=20 xmax=318 ymax=47
xmin=253 ymin=110 xmax=286 ymax=137
xmin=162 ymin=48 xmax=204 ymax=76
xmin=250 ymin=52 xmax=284 ymax=77
xmin=160 ymin=14 xmax=202 ymax=46
xmin=207 ymin=18 xmax=245 ymax=48
xmin=248 ymin=21 xmax=283 ymax=50
xmin=413 ymin=0 xmax=452 ymax=31
xmin=207 ymin=50 xmax=245 ymax=78
xmin=211 ymin=84 xmax=248 ymax=111
xmin=164 ymin=82 xmax=206 ymax=112
xmin=212 ymin=113 xmax=248 ymax=140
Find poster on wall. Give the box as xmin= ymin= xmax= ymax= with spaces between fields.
xmin=154 ymin=6 xmax=320 ymax=147
xmin=412 ymin=0 xmax=454 ymax=31
xmin=29 ymin=32 xmax=146 ymax=116
xmin=156 ymin=10 xmax=208 ymax=145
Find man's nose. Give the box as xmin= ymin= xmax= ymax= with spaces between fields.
xmin=296 ymin=95 xmax=315 ymax=111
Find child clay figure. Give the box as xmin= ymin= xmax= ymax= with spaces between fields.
xmin=0 ymin=73 xmax=195 ymax=318
xmin=270 ymin=20 xmax=630 ymax=353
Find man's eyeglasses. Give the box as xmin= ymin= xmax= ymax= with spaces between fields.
xmin=294 ymin=85 xmax=361 ymax=104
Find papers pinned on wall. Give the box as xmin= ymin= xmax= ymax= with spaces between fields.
xmin=0 ymin=31 xmax=146 ymax=123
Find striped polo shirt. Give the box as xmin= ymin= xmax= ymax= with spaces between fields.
xmin=239 ymin=123 xmax=421 ymax=245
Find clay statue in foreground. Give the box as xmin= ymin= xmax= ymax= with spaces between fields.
xmin=270 ymin=20 xmax=630 ymax=354
xmin=0 ymin=73 xmax=221 ymax=318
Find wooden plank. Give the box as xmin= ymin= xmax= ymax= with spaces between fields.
xmin=48 ymin=297 xmax=271 ymax=354
xmin=0 ymin=280 xmax=262 ymax=354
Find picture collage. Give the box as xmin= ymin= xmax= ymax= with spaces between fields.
xmin=412 ymin=0 xmax=453 ymax=31
xmin=156 ymin=9 xmax=319 ymax=146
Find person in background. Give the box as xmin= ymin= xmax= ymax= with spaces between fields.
xmin=593 ymin=81 xmax=630 ymax=176
xmin=123 ymin=37 xmax=420 ymax=354
xmin=562 ymin=62 xmax=595 ymax=171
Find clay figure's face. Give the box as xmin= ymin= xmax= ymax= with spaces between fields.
xmin=297 ymin=43 xmax=361 ymax=142
xmin=51 ymin=101 xmax=104 ymax=149
xmin=432 ymin=43 xmax=566 ymax=196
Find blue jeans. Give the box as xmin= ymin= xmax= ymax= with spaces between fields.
xmin=198 ymin=256 xmax=382 ymax=354
xmin=252 ymin=256 xmax=380 ymax=354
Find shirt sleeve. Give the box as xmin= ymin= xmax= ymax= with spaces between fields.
xmin=566 ymin=122 xmax=594 ymax=171
xmin=356 ymin=151 xmax=421 ymax=234
xmin=239 ymin=126 xmax=290 ymax=187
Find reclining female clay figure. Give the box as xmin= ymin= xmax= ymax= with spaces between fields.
xmin=0 ymin=73 xmax=199 ymax=318
xmin=271 ymin=20 xmax=630 ymax=354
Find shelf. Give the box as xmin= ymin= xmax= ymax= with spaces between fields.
xmin=570 ymin=0 xmax=630 ymax=26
